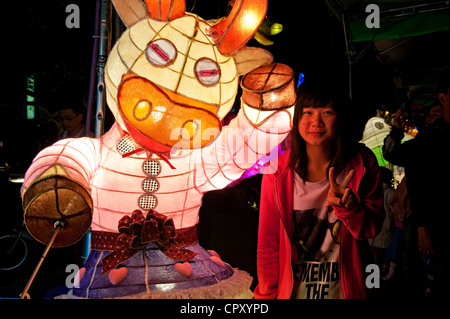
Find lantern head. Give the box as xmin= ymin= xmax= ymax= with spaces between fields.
xmin=106 ymin=0 xmax=270 ymax=154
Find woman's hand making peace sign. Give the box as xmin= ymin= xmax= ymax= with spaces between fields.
xmin=327 ymin=167 xmax=356 ymax=209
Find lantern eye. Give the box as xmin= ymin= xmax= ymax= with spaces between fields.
xmin=145 ymin=39 xmax=177 ymax=67
xmin=194 ymin=58 xmax=221 ymax=87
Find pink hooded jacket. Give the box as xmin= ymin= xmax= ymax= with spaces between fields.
xmin=254 ymin=144 xmax=385 ymax=299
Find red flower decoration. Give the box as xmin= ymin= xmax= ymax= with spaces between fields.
xmin=102 ymin=210 xmax=196 ymax=274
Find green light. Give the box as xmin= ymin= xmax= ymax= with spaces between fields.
xmin=27 ymin=105 xmax=35 ymax=119
xmin=25 ymin=75 xmax=35 ymax=120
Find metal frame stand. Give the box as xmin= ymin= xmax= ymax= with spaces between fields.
xmin=19 ymin=221 xmax=65 ymax=299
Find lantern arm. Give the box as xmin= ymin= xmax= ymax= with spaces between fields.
xmin=21 ymin=138 xmax=97 ymax=197
xmin=238 ymin=63 xmax=297 ymax=126
xmin=191 ymin=62 xmax=296 ymax=192
xmin=192 ymin=99 xmax=294 ymax=194
xmin=240 ymin=100 xmax=295 ymax=128
xmin=20 ymin=138 xmax=97 ymax=247
xmin=21 ymin=138 xmax=97 ymax=227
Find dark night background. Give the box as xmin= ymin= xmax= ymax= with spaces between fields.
xmin=0 ymin=0 xmax=448 ymax=300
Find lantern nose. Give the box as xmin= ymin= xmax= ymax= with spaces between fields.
xmin=117 ymin=74 xmax=221 ymax=153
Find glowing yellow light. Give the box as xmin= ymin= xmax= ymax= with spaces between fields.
xmin=208 ymin=0 xmax=268 ymax=55
xmin=242 ymin=11 xmax=258 ymax=30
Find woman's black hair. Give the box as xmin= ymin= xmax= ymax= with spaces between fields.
xmin=288 ymin=76 xmax=358 ymax=181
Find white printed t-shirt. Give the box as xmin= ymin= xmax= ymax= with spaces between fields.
xmin=291 ymin=171 xmax=344 ymax=299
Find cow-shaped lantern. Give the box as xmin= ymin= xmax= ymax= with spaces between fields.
xmin=21 ymin=0 xmax=296 ymax=299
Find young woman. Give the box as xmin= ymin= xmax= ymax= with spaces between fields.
xmin=254 ymin=77 xmax=385 ymax=299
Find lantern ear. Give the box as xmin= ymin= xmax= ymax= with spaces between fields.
xmin=111 ymin=0 xmax=148 ymax=27
xmin=208 ymin=0 xmax=268 ymax=56
xmin=234 ymin=47 xmax=274 ymax=76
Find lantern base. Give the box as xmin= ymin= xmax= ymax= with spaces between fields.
xmin=67 ymin=242 xmax=253 ymax=299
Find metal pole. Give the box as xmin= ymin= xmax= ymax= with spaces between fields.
xmin=95 ymin=0 xmax=109 ymax=138
xmin=342 ymin=12 xmax=353 ymax=101
xmin=84 ymin=0 xmax=101 ymax=137
xmin=20 ymin=221 xmax=65 ymax=299
xmin=81 ymin=0 xmax=109 ymax=265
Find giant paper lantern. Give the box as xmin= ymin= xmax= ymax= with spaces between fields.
xmin=21 ymin=0 xmax=295 ymax=299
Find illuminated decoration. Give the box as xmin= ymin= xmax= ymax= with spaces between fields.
xmin=360 ymin=116 xmax=413 ymax=167
xmin=145 ymin=0 xmax=185 ymax=21
xmin=21 ymin=0 xmax=295 ymax=299
xmin=208 ymin=0 xmax=268 ymax=56
xmin=107 ymin=11 xmax=241 ymax=152
xmin=258 ymin=17 xmax=283 ymax=37
xmin=26 ymin=75 xmax=35 ymax=120
xmin=410 ymin=126 xmax=419 ymax=137
xmin=241 ymin=63 xmax=296 ymax=110
xmin=22 ymin=164 xmax=92 ymax=247
xmin=253 ymin=16 xmax=283 ymax=46
xmin=297 ymin=72 xmax=305 ymax=87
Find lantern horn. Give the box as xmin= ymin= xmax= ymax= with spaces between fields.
xmin=208 ymin=0 xmax=268 ymax=56
xmin=145 ymin=0 xmax=186 ymax=21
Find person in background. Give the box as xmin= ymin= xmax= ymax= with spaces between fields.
xmin=383 ymin=69 xmax=449 ymax=298
xmin=425 ymin=104 xmax=443 ymax=127
xmin=57 ymin=102 xmax=93 ymax=139
xmin=254 ymin=77 xmax=385 ymax=299
xmin=382 ymin=177 xmax=410 ymax=282
xmin=369 ymin=167 xmax=395 ymax=276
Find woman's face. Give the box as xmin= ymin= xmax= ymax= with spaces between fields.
xmin=298 ymin=104 xmax=338 ymax=148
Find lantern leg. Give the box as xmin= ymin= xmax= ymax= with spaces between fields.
xmin=19 ymin=220 xmax=65 ymax=299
